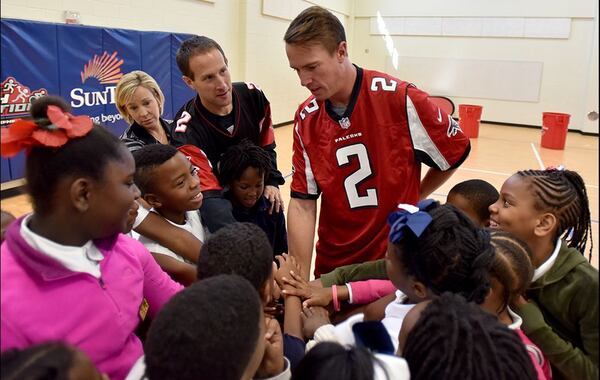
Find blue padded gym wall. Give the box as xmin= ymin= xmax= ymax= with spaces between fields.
xmin=1 ymin=18 xmax=196 ymax=182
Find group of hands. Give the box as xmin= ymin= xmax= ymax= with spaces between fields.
xmin=257 ymin=253 xmax=343 ymax=377
xmin=275 ymin=254 xmax=336 ymax=336
xmin=254 ymin=251 xmax=534 ymax=378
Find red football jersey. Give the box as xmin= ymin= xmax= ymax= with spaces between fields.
xmin=291 ymin=67 xmax=470 ymax=276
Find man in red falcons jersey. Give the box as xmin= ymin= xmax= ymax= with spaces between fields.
xmin=284 ymin=6 xmax=471 ymax=278
xmin=172 ymin=36 xmax=285 ymax=232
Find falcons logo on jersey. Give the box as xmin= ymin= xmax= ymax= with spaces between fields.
xmin=447 ymin=118 xmax=462 ymax=137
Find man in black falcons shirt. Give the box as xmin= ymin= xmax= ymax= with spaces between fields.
xmin=172 ymin=36 xmax=285 ymax=232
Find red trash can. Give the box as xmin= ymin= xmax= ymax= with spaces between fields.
xmin=541 ymin=112 xmax=570 ymax=150
xmin=458 ymin=104 xmax=483 ymax=138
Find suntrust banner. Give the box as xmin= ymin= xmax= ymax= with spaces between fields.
xmin=1 ymin=18 xmax=195 ymax=182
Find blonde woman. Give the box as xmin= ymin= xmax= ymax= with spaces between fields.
xmin=116 ymin=70 xmax=203 ymax=271
xmin=116 ymin=70 xmax=172 ymax=151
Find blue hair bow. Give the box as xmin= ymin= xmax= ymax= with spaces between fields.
xmin=388 ymin=199 xmax=437 ymax=243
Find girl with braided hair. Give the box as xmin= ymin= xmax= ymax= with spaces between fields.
xmin=481 ymin=231 xmax=552 ymax=379
xmin=380 ymin=200 xmax=495 ymax=351
xmin=401 ymin=292 xmax=537 ymax=380
xmin=489 ymin=168 xmax=598 ymax=379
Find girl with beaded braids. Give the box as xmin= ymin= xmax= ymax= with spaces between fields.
xmin=0 ymin=96 xmax=183 ymax=380
xmin=489 ymin=168 xmax=598 ymax=380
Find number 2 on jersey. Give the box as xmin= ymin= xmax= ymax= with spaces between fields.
xmin=371 ymin=77 xmax=397 ymax=92
xmin=336 ymin=144 xmax=378 ymax=209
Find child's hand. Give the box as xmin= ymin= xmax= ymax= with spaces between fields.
xmin=255 ymin=317 xmax=285 ymax=378
xmin=280 ymin=270 xmax=325 ymax=305
xmin=300 ymin=286 xmax=334 ymax=308
xmin=301 ymin=306 xmax=331 ymax=340
xmin=280 ymin=269 xmax=311 ymax=298
xmin=274 ymin=254 xmax=304 ymax=286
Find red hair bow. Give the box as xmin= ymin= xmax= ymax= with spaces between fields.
xmin=1 ymin=105 xmax=93 ymax=158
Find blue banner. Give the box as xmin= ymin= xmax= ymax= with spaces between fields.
xmin=1 ymin=18 xmax=195 ymax=182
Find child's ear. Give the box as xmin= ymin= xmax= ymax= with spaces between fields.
xmin=534 ymin=212 xmax=557 ymax=238
xmin=70 ymin=178 xmax=92 ymax=212
xmin=143 ymin=193 xmax=162 ymax=209
xmin=412 ymin=281 xmax=429 ymax=300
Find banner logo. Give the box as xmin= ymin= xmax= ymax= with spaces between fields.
xmin=1 ymin=77 xmax=48 ymax=126
xmin=71 ymin=51 xmax=123 ymax=108
xmin=80 ymin=51 xmax=124 ymax=84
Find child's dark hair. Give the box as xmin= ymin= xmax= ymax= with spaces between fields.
xmin=218 ymin=139 xmax=271 ymax=187
xmin=489 ymin=231 xmax=534 ymax=314
xmin=392 ymin=202 xmax=494 ymax=304
xmin=132 ymin=144 xmax=179 ymax=195
xmin=25 ymin=96 xmax=125 ymax=216
xmin=403 ymin=292 xmax=537 ymax=380
xmin=197 ymin=222 xmax=273 ymax=292
xmin=516 ymin=169 xmax=593 ymax=259
xmin=176 ymin=35 xmax=228 ymax=79
xmin=1 ymin=342 xmax=79 ymax=380
xmin=292 ymin=342 xmax=384 ymax=380
xmin=448 ymin=179 xmax=499 ymax=222
xmin=145 ymin=274 xmax=261 ymax=380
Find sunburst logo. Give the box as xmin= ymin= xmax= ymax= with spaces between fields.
xmin=80 ymin=51 xmax=124 ymax=84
